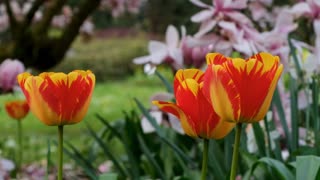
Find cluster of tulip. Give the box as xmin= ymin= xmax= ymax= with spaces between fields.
xmin=2 ymin=51 xmax=282 ymax=179
xmin=153 ymin=52 xmax=283 ymax=179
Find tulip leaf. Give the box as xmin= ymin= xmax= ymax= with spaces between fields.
xmin=289 ymin=75 xmax=299 ymax=153
xmin=54 ymin=141 xmax=98 ymax=180
xmin=288 ymin=37 xmax=302 ymax=76
xmin=137 ymin=134 xmax=166 ymax=180
xmin=240 ymin=150 xmax=269 ymax=180
xmin=64 ymin=141 xmax=97 ymax=173
xmin=311 ymin=77 xmax=320 ymax=153
xmin=95 ymin=114 xmax=122 ymax=140
xmin=98 ymin=173 xmax=118 ymax=180
xmin=86 ymin=123 xmax=129 ymax=178
xmin=155 ymin=70 xmax=174 ymax=93
xmin=96 ymin=112 xmax=141 ymax=179
xmin=134 ymin=98 xmax=193 ymax=164
xmin=296 ymin=155 xmax=320 ymax=180
xmin=250 ymin=157 xmax=295 ymax=180
xmin=134 ymin=98 xmax=165 ymax=137
xmin=252 ymin=122 xmax=266 ymax=157
xmin=272 ymin=88 xmax=291 ymax=152
xmin=208 ymin=140 xmax=227 ymax=179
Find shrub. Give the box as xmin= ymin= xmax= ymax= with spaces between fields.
xmin=51 ymin=34 xmax=148 ymax=82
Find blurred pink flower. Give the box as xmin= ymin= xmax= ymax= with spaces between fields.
xmin=0 ymin=158 xmax=14 ymax=179
xmin=103 ymin=0 xmax=126 ymax=17
xmin=126 ymin=0 xmax=142 ymax=14
xmin=0 ymin=59 xmax=25 ymax=92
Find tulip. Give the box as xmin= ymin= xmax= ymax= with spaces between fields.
xmin=0 ymin=59 xmax=25 ymax=92
xmin=153 ymin=69 xmax=235 ymax=139
xmin=153 ymin=68 xmax=235 ymax=180
xmin=203 ymin=52 xmax=283 ymax=123
xmin=4 ymin=100 xmax=29 ymax=175
xmin=5 ymin=100 xmax=29 ymax=120
xmin=17 ymin=70 xmax=95 ymax=180
xmin=17 ymin=70 xmax=95 ymax=126
xmin=203 ymin=52 xmax=283 ymax=180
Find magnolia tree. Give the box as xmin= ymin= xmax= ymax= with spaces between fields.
xmin=134 ymin=0 xmax=320 ymax=76
xmin=0 ymin=0 xmax=143 ymax=70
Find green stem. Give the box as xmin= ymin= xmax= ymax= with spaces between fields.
xmin=58 ymin=125 xmax=64 ymax=180
xmin=17 ymin=120 xmax=22 ymax=177
xmin=201 ymin=139 xmax=209 ymax=180
xmin=230 ymin=123 xmax=242 ymax=180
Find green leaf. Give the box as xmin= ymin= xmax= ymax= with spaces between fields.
xmin=137 ymin=134 xmax=166 ymax=180
xmin=86 ymin=123 xmax=129 ymax=178
xmin=296 ymin=155 xmax=320 ymax=180
xmin=272 ymin=88 xmax=291 ymax=151
xmin=208 ymin=140 xmax=226 ymax=179
xmin=250 ymin=157 xmax=295 ymax=180
xmin=155 ymin=70 xmax=174 ymax=93
xmin=54 ymin=140 xmax=98 ymax=180
xmin=134 ymin=98 xmax=193 ymax=164
xmin=134 ymin=98 xmax=164 ymax=137
xmin=64 ymin=141 xmax=97 ymax=173
xmin=289 ymin=75 xmax=299 ymax=153
xmin=99 ymin=173 xmax=118 ymax=180
xmin=252 ymin=122 xmax=266 ymax=157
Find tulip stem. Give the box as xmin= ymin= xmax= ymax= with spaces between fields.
xmin=17 ymin=120 xmax=22 ymax=177
xmin=230 ymin=123 xmax=242 ymax=180
xmin=201 ymin=138 xmax=209 ymax=180
xmin=58 ymin=125 xmax=64 ymax=180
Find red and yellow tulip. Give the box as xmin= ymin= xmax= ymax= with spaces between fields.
xmin=5 ymin=100 xmax=29 ymax=120
xmin=153 ymin=69 xmax=235 ymax=139
xmin=17 ymin=70 xmax=95 ymax=126
xmin=203 ymin=52 xmax=283 ymax=123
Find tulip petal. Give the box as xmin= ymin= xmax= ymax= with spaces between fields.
xmin=206 ymin=53 xmax=230 ymax=65
xmin=152 ymin=101 xmax=197 ymax=137
xmin=177 ymin=79 xmax=221 ymax=137
xmin=203 ymin=65 xmax=240 ymax=123
xmin=173 ymin=69 xmax=204 ymax=96
xmin=253 ymin=57 xmax=283 ymax=121
xmin=224 ymin=53 xmax=283 ymax=122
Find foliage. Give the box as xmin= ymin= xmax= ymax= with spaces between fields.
xmin=51 ymin=35 xmax=148 ymax=82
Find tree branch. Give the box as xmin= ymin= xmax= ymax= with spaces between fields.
xmin=55 ymin=0 xmax=101 ymax=59
xmin=23 ymin=0 xmax=45 ymax=29
xmin=34 ymin=0 xmax=67 ymax=35
xmin=4 ymin=0 xmax=18 ymax=31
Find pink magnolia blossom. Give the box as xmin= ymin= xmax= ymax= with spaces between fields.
xmin=190 ymin=0 xmax=251 ymax=37
xmin=291 ymin=0 xmax=320 ymax=19
xmin=133 ymin=25 xmax=183 ymax=74
xmin=0 ymin=59 xmax=25 ymax=92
